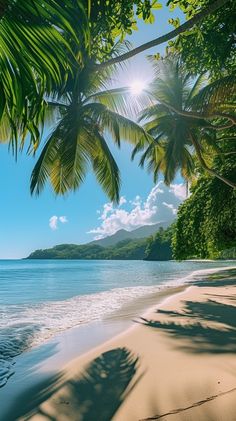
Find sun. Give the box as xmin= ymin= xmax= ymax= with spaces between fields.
xmin=130 ymin=79 xmax=146 ymax=95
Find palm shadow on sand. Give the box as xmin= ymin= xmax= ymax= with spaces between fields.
xmin=6 ymin=347 xmax=141 ymax=421
xmin=191 ymin=269 xmax=236 ymax=288
xmin=136 ymin=270 xmax=236 ymax=354
xmin=54 ymin=347 xmax=141 ymax=421
xmin=137 ymin=298 xmax=236 ymax=354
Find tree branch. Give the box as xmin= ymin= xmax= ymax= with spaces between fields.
xmin=95 ymin=0 xmax=229 ymax=69
xmin=153 ymin=98 xmax=236 ymax=129
xmin=204 ymin=122 xmax=235 ymax=131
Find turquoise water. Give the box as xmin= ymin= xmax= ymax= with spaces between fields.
xmin=0 ymin=259 xmax=235 ymax=387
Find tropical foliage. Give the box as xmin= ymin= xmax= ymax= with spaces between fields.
xmin=132 ymin=57 xmax=236 ymax=189
xmin=0 ymin=0 xmax=158 ymax=201
xmin=85 ymin=0 xmax=161 ymax=62
xmin=0 ymin=0 xmax=88 ymax=150
xmin=30 ymin=66 xmax=149 ymax=202
xmin=172 ymin=146 xmax=236 ymax=259
xmin=144 ymin=226 xmax=174 ymax=260
xmin=168 ymin=0 xmax=236 ymax=77
xmin=0 ymin=0 xmax=157 ymax=151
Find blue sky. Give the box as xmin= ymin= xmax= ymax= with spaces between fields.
xmin=0 ymin=4 xmax=185 ymax=258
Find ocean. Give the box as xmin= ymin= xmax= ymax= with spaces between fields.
xmin=0 ymin=258 xmax=235 ymax=388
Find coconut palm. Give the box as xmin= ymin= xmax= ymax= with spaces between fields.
xmin=0 ymin=0 xmax=88 ymax=150
xmin=30 ymin=66 xmax=150 ymax=202
xmin=133 ymin=57 xmax=236 ymax=188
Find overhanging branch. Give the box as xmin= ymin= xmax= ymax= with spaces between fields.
xmin=154 ymin=99 xmax=236 ymax=129
xmin=95 ymin=0 xmax=229 ymax=69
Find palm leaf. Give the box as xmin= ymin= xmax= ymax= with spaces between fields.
xmin=31 ymin=104 xmax=90 ymax=195
xmin=30 ymin=128 xmax=60 ymax=195
xmin=0 ymin=0 xmax=88 ymax=151
xmin=85 ymin=126 xmax=121 ymax=202
xmin=192 ymin=74 xmax=236 ymax=113
xmin=86 ymin=87 xmax=138 ymax=116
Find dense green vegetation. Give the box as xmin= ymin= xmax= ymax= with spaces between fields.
xmin=173 ymin=148 xmax=236 ymax=259
xmin=27 ymin=227 xmax=174 ymax=260
xmin=168 ymin=0 xmax=235 ymax=78
xmin=169 ymin=0 xmax=236 ymax=260
xmin=27 ymin=239 xmax=147 ymax=260
xmin=0 ymin=1 xmax=88 ymax=148
xmin=145 ymin=226 xmax=173 ymax=260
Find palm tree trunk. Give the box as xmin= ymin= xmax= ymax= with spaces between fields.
xmin=190 ymin=133 xmax=236 ymax=189
xmin=97 ymin=0 xmax=229 ymax=69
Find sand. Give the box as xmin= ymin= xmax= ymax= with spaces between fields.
xmin=9 ymin=269 xmax=236 ymax=420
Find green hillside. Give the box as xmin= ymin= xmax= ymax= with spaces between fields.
xmin=27 ymin=238 xmax=148 ymax=260
xmin=27 ymin=228 xmax=173 ymax=261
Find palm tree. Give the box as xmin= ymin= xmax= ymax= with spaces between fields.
xmin=0 ymin=0 xmax=88 ymax=150
xmin=30 ymin=66 xmax=150 ymax=202
xmin=132 ymin=57 xmax=236 ymax=189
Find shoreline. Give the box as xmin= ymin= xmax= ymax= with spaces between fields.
xmin=1 ymin=265 xmax=236 ymax=420
xmin=0 ymin=285 xmax=187 ymax=418
xmin=0 ymin=286 xmax=188 ymax=421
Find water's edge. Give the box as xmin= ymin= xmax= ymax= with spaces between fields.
xmin=1 ymin=265 xmax=236 ymax=421
xmin=0 ymin=263 xmax=235 ymax=391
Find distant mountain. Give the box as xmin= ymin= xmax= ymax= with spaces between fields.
xmin=26 ymin=222 xmax=174 ymax=261
xmin=90 ymin=221 xmax=171 ymax=247
xmin=26 ymin=238 xmax=149 ymax=260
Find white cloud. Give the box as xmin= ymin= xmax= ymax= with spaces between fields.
xmin=49 ymin=215 xmax=68 ymax=230
xmin=119 ymin=196 xmax=127 ymax=206
xmin=169 ymin=183 xmax=187 ymax=200
xmin=88 ymin=181 xmax=186 ymax=240
xmin=49 ymin=216 xmax=58 ymax=230
xmin=162 ymin=202 xmax=177 ymax=215
xmin=59 ymin=216 xmax=68 ymax=223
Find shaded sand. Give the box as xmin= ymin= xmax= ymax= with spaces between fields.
xmin=8 ymin=269 xmax=236 ymax=420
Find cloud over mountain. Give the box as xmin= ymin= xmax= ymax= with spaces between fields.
xmin=88 ymin=182 xmax=186 ymax=239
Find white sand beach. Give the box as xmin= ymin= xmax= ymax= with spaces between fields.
xmin=3 ymin=268 xmax=235 ymax=421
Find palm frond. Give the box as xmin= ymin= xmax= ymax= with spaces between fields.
xmin=185 ymin=73 xmax=207 ymax=108
xmin=0 ymin=0 xmax=88 ymax=151
xmin=103 ymin=109 xmax=153 ymax=146
xmin=148 ymin=57 xmax=193 ymax=110
xmin=86 ymin=126 xmax=121 ymax=202
xmin=144 ymin=143 xmax=166 ymax=183
xmin=192 ymin=74 xmax=236 ymax=113
xmin=30 ymin=128 xmax=60 ymax=195
xmin=180 ymin=147 xmax=196 ymax=180
xmin=0 ymin=112 xmax=11 ymax=143
xmin=85 ymin=87 xmax=147 ymax=116
xmin=139 ymin=103 xmax=170 ymax=122
xmin=30 ymin=105 xmax=90 ymax=195
xmin=84 ymin=102 xmax=151 ymax=146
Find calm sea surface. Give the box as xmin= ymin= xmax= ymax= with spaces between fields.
xmin=0 ymin=259 xmax=235 ymax=387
